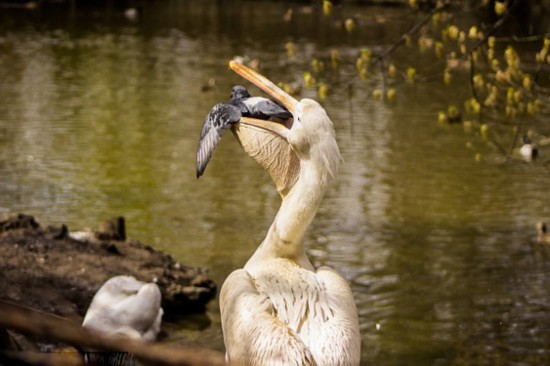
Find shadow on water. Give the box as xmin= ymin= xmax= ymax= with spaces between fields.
xmin=1 ymin=1 xmax=550 ymax=364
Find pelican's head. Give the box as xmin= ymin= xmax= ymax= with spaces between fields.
xmin=229 ymin=60 xmax=341 ymax=178
xmin=289 ymin=98 xmax=341 ymax=177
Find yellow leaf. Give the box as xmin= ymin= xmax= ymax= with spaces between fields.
xmin=311 ymin=59 xmax=324 ymax=73
xmin=522 ymin=75 xmax=532 ymax=90
xmin=448 ymin=25 xmax=459 ymax=40
xmin=406 ymin=67 xmax=416 ymax=83
xmin=386 ymin=88 xmax=396 ymax=102
xmin=318 ymin=82 xmax=329 ymax=99
xmin=443 ymin=69 xmax=452 ymax=85
xmin=345 ymin=18 xmax=355 ymax=33
xmin=468 ymin=26 xmax=478 ymax=40
xmin=438 ymin=111 xmax=449 ymax=125
xmin=330 ymin=49 xmax=340 ymax=69
xmin=480 ymin=124 xmax=489 ymax=141
xmin=473 ymin=74 xmax=484 ymax=90
xmin=303 ymin=72 xmax=316 ymax=88
xmin=285 ymin=42 xmax=296 ymax=58
xmin=448 ymin=105 xmax=459 ymax=119
xmin=494 ymin=1 xmax=506 ymax=16
xmin=323 ymin=0 xmax=333 ymax=16
xmin=388 ymin=63 xmax=397 ymax=79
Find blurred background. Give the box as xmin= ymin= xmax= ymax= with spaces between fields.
xmin=1 ymin=0 xmax=550 ymax=364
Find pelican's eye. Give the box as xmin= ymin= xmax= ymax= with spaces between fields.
xmin=289 ymin=119 xmax=310 ymax=156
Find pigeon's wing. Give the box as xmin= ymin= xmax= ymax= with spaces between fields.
xmin=231 ymin=118 xmax=299 ymax=198
xmin=196 ymin=103 xmax=242 ymax=178
xmin=243 ymin=97 xmax=293 ymax=120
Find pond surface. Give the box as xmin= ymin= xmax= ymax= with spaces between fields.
xmin=1 ymin=1 xmax=550 ymax=364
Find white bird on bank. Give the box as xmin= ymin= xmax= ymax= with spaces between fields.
xmin=519 ymin=134 xmax=539 ymax=161
xmin=212 ymin=61 xmax=360 ymax=365
xmin=82 ymin=275 xmax=163 ymax=341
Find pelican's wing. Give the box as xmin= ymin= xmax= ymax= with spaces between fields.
xmin=231 ymin=118 xmax=299 ymax=198
xmin=196 ymin=103 xmax=242 ymax=178
xmin=220 ymin=269 xmax=315 ymax=365
xmin=314 ymin=266 xmax=361 ymax=365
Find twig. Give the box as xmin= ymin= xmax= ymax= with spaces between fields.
xmin=376 ymin=0 xmax=452 ymax=60
xmin=0 ymin=299 xmax=226 ymax=366
xmin=466 ymin=0 xmax=523 ymax=57
xmin=492 ymin=33 xmax=550 ymax=43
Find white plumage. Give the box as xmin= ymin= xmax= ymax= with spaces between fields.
xmin=519 ymin=134 xmax=539 ymax=161
xmin=82 ymin=275 xmax=163 ymax=341
xmin=217 ymin=62 xmax=361 ymax=366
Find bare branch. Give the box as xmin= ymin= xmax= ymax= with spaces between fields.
xmin=0 ymin=300 xmax=226 ymax=366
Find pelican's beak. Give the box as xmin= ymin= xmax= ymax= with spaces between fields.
xmin=229 ymin=60 xmax=298 ymax=139
xmin=238 ymin=116 xmax=290 ymax=139
xmin=229 ymin=60 xmax=298 ymax=114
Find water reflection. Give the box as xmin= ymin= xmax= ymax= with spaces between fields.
xmin=1 ymin=2 xmax=550 ymax=364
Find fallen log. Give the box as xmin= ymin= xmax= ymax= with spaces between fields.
xmin=0 ymin=299 xmax=226 ymax=366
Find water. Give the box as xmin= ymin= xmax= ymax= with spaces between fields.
xmin=1 ymin=2 xmax=550 ymax=364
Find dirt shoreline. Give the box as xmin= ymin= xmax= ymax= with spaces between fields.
xmin=0 ymin=213 xmax=216 ymax=330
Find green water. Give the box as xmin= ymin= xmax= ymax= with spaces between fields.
xmin=1 ymin=2 xmax=550 ymax=364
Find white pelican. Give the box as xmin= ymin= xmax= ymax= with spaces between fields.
xmin=216 ymin=61 xmax=360 ymax=365
xmin=82 ymin=275 xmax=163 ymax=341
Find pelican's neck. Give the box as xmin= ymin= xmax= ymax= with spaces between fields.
xmin=245 ymin=158 xmax=332 ymax=272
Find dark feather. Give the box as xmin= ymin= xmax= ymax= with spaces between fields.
xmin=240 ymin=97 xmax=292 ymax=120
xmin=230 ymin=85 xmax=292 ymax=120
xmin=196 ymin=86 xmax=292 ymax=179
xmin=196 ymin=103 xmax=242 ymax=178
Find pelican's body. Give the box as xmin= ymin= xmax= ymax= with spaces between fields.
xmin=214 ymin=62 xmax=360 ymax=365
xmin=82 ymin=275 xmax=163 ymax=341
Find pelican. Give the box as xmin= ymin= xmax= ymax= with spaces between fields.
xmin=82 ymin=275 xmax=163 ymax=341
xmin=213 ymin=61 xmax=360 ymax=365
xmin=196 ymin=85 xmax=292 ymax=178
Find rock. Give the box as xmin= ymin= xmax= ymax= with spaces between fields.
xmin=45 ymin=224 xmax=69 ymax=240
xmin=0 ymin=213 xmax=39 ymax=232
xmin=97 ymin=216 xmax=126 ymax=241
xmin=0 ymin=214 xmax=216 ymax=320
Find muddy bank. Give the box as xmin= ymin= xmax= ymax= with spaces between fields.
xmin=0 ymin=214 xmax=216 ymax=321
